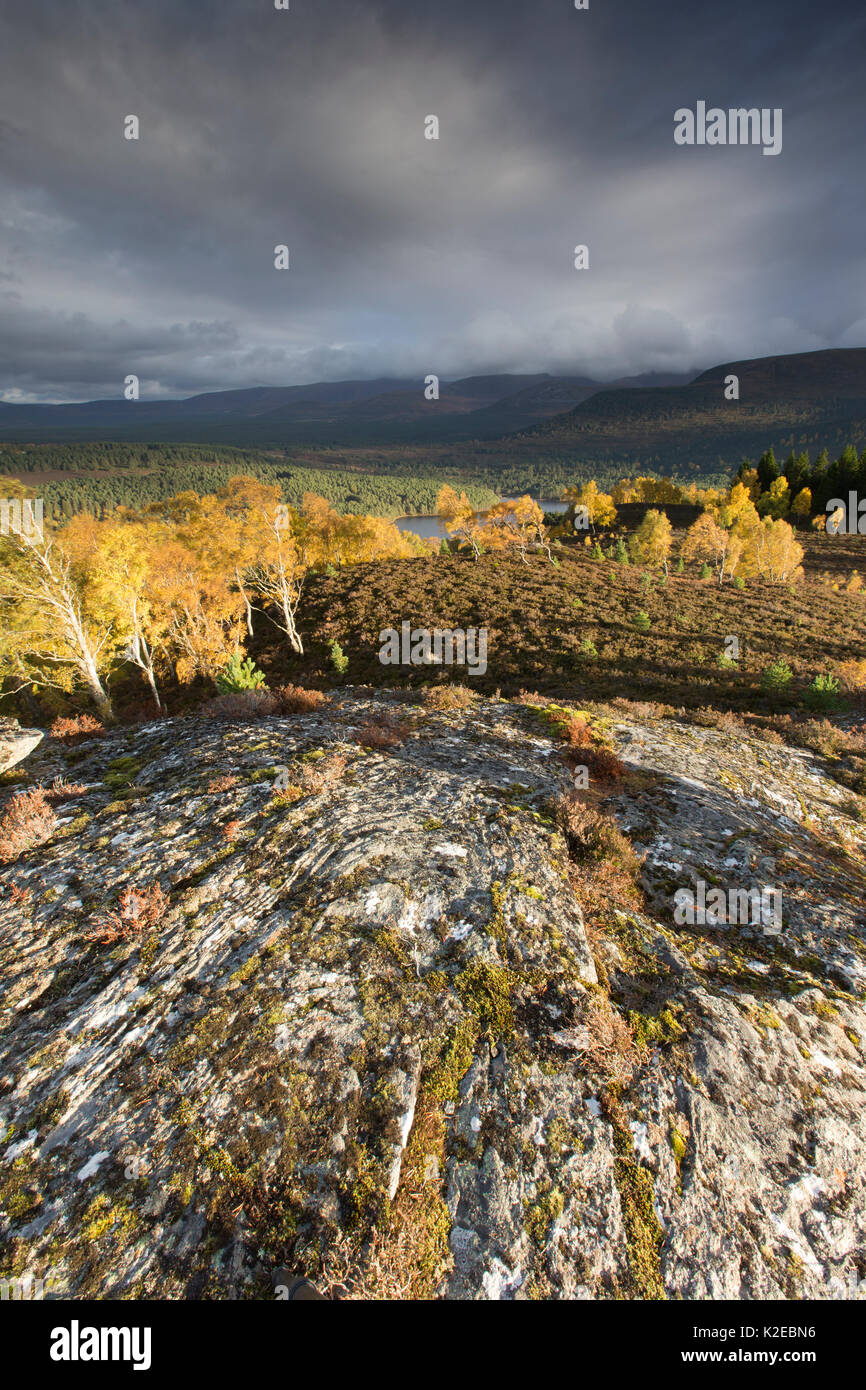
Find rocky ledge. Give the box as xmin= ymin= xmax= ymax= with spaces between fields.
xmin=1 ymin=691 xmax=865 ymax=1300
xmin=0 ymin=718 xmax=44 ymax=776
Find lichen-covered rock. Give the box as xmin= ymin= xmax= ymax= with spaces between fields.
xmin=0 ymin=692 xmax=864 ymax=1300
xmin=0 ymin=719 xmax=44 ymax=774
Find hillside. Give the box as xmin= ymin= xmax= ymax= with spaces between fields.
xmin=523 ymin=348 xmax=866 ymax=474
xmin=237 ymin=536 xmax=866 ymax=725
xmin=2 ymin=349 xmax=864 ymax=486
xmin=1 ymin=691 xmax=864 ymax=1299
xmin=0 ymin=373 xmax=579 ymax=439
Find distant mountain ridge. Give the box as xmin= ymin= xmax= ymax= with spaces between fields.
xmin=515 ymin=347 xmax=866 ymax=472
xmin=2 ymin=349 xmax=865 ymax=476
xmin=0 ymin=369 xmax=696 ymax=432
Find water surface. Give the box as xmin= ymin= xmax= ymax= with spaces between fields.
xmin=395 ymin=498 xmax=568 ymax=540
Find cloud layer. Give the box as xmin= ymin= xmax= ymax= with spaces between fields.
xmin=1 ymin=0 xmax=863 ymax=401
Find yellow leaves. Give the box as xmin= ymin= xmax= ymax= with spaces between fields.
xmin=436 ymin=484 xmax=473 ymax=525
xmin=612 ymin=476 xmax=683 ymax=506
xmin=738 ymin=516 xmax=804 ymax=584
xmin=334 ymin=513 xmax=425 ymax=563
xmin=682 ymin=512 xmax=728 ymax=567
xmin=437 ymin=490 xmax=551 ymax=560
xmin=219 ymin=476 xmax=283 ymax=518
xmin=53 ymin=512 xmax=103 ymax=569
xmin=756 ymin=476 xmax=791 ymax=520
xmin=628 ymin=508 xmax=673 ymax=569
xmin=836 ymin=658 xmax=866 ymax=692
xmin=436 ymin=484 xmax=485 ymax=557
xmin=680 ymin=482 xmax=727 ymax=510
xmin=685 ymin=483 xmax=801 ymax=583
xmin=737 ymin=467 xmax=761 ymax=502
xmin=727 ymin=481 xmax=760 ymax=529
xmin=686 ymin=505 xmax=800 ymax=581
xmin=145 ymin=530 xmax=246 ymax=681
xmin=610 ymin=478 xmax=637 ymax=505
xmin=485 ymin=495 xmax=547 ymax=557
xmin=706 ymin=481 xmax=759 ymax=531
xmin=563 ymin=481 xmax=617 ymax=527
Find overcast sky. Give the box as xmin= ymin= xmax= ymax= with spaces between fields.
xmin=0 ymin=0 xmax=864 ymax=402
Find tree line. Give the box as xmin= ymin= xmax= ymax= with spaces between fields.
xmin=0 ymin=444 xmax=497 ymax=521
xmin=0 ymin=477 xmax=432 ymax=720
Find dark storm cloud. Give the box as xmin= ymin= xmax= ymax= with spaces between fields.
xmin=0 ymin=0 xmax=864 ymax=401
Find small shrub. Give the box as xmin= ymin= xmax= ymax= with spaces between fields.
xmin=796 ymin=718 xmax=844 ymax=758
xmin=330 ymin=640 xmax=349 ymax=676
xmin=803 ymin=673 xmax=842 ymax=713
xmin=0 ymin=880 xmax=32 ymax=907
xmin=560 ymin=714 xmax=592 ymax=748
xmin=423 ymin=684 xmax=478 ymax=712
xmin=204 ymin=690 xmax=278 ymax=720
xmin=691 ymin=707 xmax=742 ymax=733
xmin=355 ymin=714 xmax=408 ymax=749
xmin=761 ymin=659 xmax=794 ymax=701
xmin=699 ymin=563 xmax=712 ymax=580
xmin=207 ymin=774 xmax=238 ymax=793
xmin=274 ymin=684 xmax=329 ymax=715
xmin=836 ymin=659 xmax=866 ymax=694
xmin=558 ymin=794 xmax=643 ymax=917
xmin=50 ymin=713 xmax=105 ymax=743
xmin=612 ymin=698 xmax=672 ymax=720
xmin=579 ymin=638 xmax=598 ymax=660
xmin=0 ymin=788 xmax=56 ymax=862
xmin=632 ymin=610 xmax=651 ymax=632
xmin=47 ymin=776 xmax=88 ymax=799
xmin=87 ymin=883 xmax=167 ymax=944
xmin=216 ymin=654 xmax=268 ymax=693
xmin=537 ymin=705 xmax=592 ymax=746
xmin=614 ymin=539 xmax=630 ymax=564
xmin=580 ymin=993 xmax=638 ymax=1086
xmin=582 ymin=746 xmax=628 ymax=781
xmin=295 ymin=752 xmax=347 ymax=795
xmin=559 ymin=795 xmax=638 ymax=872
xmin=222 ymin=818 xmax=242 ymax=841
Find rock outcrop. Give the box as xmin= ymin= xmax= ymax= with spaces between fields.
xmin=0 ymin=718 xmax=44 ymax=775
xmin=1 ymin=691 xmax=864 ymax=1300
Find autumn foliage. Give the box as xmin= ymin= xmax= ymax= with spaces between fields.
xmin=0 ymin=788 xmax=56 ymax=863
xmin=87 ymin=883 xmax=168 ymax=944
xmin=0 ymin=477 xmax=428 ymax=720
